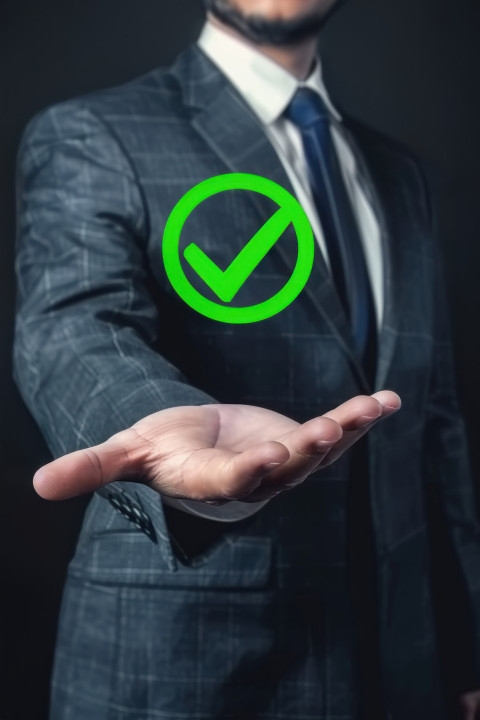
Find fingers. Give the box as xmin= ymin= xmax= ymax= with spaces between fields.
xmin=161 ymin=417 xmax=342 ymax=503
xmin=370 ymin=390 xmax=402 ymax=411
xmin=177 ymin=419 xmax=341 ymax=503
xmin=243 ymin=415 xmax=363 ymax=501
xmin=321 ymin=391 xmax=401 ymax=430
xmin=317 ymin=391 xmax=401 ymax=467
xmin=179 ymin=441 xmax=291 ymax=501
xmin=33 ymin=429 xmax=147 ymax=500
xmin=254 ymin=415 xmax=343 ymax=490
xmin=208 ymin=416 xmax=344 ymax=503
xmin=244 ymin=391 xmax=402 ymax=501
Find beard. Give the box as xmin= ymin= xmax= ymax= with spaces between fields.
xmin=203 ymin=0 xmax=343 ymax=46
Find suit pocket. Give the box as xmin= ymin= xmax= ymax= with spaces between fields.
xmin=109 ymin=581 xmax=277 ymax=716
xmin=70 ymin=527 xmax=273 ymax=590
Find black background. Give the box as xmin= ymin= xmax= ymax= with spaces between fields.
xmin=1 ymin=0 xmax=479 ymax=717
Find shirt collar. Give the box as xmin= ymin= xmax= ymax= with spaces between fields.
xmin=197 ymin=20 xmax=342 ymax=125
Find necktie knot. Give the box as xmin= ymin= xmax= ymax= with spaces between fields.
xmin=284 ymin=88 xmax=331 ymax=129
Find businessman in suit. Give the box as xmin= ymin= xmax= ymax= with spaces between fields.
xmin=13 ymin=0 xmax=480 ymax=718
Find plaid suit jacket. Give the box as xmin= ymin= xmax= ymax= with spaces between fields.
xmin=13 ymin=44 xmax=480 ymax=719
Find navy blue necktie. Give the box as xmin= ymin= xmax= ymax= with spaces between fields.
xmin=284 ymin=88 xmax=377 ymax=383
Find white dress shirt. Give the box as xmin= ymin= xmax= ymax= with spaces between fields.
xmin=162 ymin=20 xmax=384 ymax=523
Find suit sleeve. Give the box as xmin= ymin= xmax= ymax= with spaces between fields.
xmin=12 ymin=100 xmax=263 ymax=522
xmin=423 ymin=194 xmax=480 ymax=687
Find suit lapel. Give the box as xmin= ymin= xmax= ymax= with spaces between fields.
xmin=170 ymin=46 xmax=376 ymax=392
xmin=339 ymin=118 xmax=399 ymax=391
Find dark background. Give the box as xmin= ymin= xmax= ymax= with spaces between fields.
xmin=1 ymin=0 xmax=479 ymax=717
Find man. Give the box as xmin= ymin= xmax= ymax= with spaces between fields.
xmin=12 ymin=0 xmax=480 ymax=718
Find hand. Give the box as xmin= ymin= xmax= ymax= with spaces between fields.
xmin=459 ymin=690 xmax=480 ymax=720
xmin=33 ymin=391 xmax=401 ymax=504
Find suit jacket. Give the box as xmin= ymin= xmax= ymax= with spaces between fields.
xmin=13 ymin=44 xmax=480 ymax=720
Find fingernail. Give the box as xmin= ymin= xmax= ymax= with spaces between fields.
xmin=383 ymin=402 xmax=401 ymax=412
xmin=263 ymin=461 xmax=282 ymax=472
xmin=315 ymin=439 xmax=334 ymax=450
xmin=359 ymin=414 xmax=380 ymax=425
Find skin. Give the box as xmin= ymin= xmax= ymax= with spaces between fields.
xmin=34 ymin=393 xmax=400 ymax=502
xmin=460 ymin=691 xmax=480 ymax=720
xmin=207 ymin=0 xmax=338 ymax=77
xmin=32 ymin=1 xmax=479 ymax=715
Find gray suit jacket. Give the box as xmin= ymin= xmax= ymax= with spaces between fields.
xmin=13 ymin=43 xmax=480 ymax=719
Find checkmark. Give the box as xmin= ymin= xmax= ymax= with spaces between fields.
xmin=183 ymin=207 xmax=292 ymax=303
xmin=163 ymin=173 xmax=315 ymax=324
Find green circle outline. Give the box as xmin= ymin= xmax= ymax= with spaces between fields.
xmin=162 ymin=173 xmax=314 ymax=324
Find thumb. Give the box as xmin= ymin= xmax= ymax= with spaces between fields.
xmin=33 ymin=430 xmax=145 ymax=500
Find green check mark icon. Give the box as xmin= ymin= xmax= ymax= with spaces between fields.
xmin=162 ymin=173 xmax=314 ymax=324
xmin=183 ymin=207 xmax=292 ymax=303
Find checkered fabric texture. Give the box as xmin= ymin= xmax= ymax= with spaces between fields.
xmin=13 ymin=44 xmax=480 ymax=720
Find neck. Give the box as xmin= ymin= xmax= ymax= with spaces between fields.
xmin=208 ymin=14 xmax=317 ymax=80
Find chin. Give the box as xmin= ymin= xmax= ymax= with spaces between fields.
xmin=235 ymin=0 xmax=337 ymax=21
xmin=205 ymin=0 xmax=343 ymax=46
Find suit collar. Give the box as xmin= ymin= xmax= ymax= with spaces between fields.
xmin=197 ymin=20 xmax=341 ymax=125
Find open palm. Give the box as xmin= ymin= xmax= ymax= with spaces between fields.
xmin=33 ymin=391 xmax=401 ymax=504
